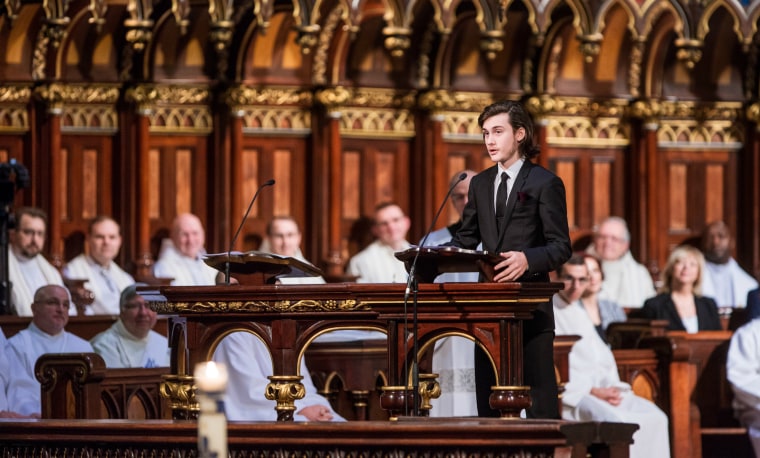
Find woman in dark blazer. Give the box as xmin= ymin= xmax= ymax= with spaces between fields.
xmin=638 ymin=245 xmax=722 ymax=332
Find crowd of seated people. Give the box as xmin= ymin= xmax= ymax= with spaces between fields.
xmin=3 ymin=202 xmax=760 ymax=458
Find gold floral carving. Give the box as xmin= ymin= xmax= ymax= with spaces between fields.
xmin=675 ymin=38 xmax=703 ymax=69
xmin=312 ymin=7 xmax=342 ymax=84
xmin=544 ymin=117 xmax=630 ymax=147
xmin=149 ymin=298 xmax=363 ymax=314
xmin=480 ymin=31 xmax=504 ymax=61
xmin=226 ymin=86 xmax=312 ymax=108
xmin=0 ymin=86 xmax=31 ymax=132
xmin=383 ymin=27 xmax=412 ymax=58
xmin=315 ymin=86 xmax=351 ymax=108
xmin=160 ymin=374 xmax=198 ymax=418
xmin=338 ymin=108 xmax=415 ymax=138
xmin=265 ymin=376 xmax=305 ymax=421
xmin=439 ymin=111 xmax=481 ymax=139
xmin=418 ymin=91 xmax=493 ymax=112
xmin=525 ymin=95 xmax=629 ymax=119
xmin=240 ymin=108 xmax=311 ymax=132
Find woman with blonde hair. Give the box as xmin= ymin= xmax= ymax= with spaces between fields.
xmin=637 ymin=245 xmax=721 ymax=332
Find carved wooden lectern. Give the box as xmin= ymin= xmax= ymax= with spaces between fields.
xmin=143 ymin=250 xmax=561 ymax=421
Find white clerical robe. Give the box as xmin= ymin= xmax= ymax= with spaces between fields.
xmin=553 ymin=294 xmax=670 ymax=458
xmin=153 ymin=242 xmax=218 ymax=286
xmin=64 ymin=254 xmax=135 ymax=315
xmin=90 ymin=320 xmax=169 ymax=368
xmin=727 ymin=318 xmax=760 ymax=456
xmin=0 ymin=329 xmax=10 ymax=411
xmin=8 ymin=248 xmax=66 ymax=316
xmin=212 ymin=331 xmax=344 ymax=421
xmin=6 ymin=323 xmax=93 ymax=415
xmin=702 ymin=258 xmax=759 ymax=308
xmin=423 ymin=226 xmax=479 ymax=417
xmin=346 ymin=240 xmax=410 ymax=283
xmin=590 ymin=249 xmax=656 ymax=309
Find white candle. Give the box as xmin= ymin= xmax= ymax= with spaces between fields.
xmin=195 ymin=361 xmax=228 ymax=458
xmin=195 ymin=361 xmax=229 ymax=393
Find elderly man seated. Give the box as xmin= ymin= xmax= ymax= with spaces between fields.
xmin=91 ymin=284 xmax=169 ymax=368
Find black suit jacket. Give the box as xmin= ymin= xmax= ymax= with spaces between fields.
xmin=639 ymin=293 xmax=722 ymax=331
xmin=450 ymin=161 xmax=572 ymax=281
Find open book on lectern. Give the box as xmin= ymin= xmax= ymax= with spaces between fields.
xmin=394 ymin=245 xmax=504 ymax=283
xmin=204 ymin=251 xmax=324 ymax=285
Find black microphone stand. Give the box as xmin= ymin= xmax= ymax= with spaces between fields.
xmin=402 ymin=173 xmax=467 ymax=416
xmin=225 ymin=179 xmax=275 ymax=285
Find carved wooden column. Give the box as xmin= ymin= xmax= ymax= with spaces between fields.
xmin=34 ymin=84 xmax=64 ymax=268
xmin=126 ymin=86 xmax=155 ymax=280
xmin=228 ymin=107 xmax=244 ymax=251
xmin=315 ymin=88 xmax=350 ymax=279
xmin=629 ymin=100 xmax=661 ymax=273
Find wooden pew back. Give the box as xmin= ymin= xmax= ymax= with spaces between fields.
xmin=36 ymin=353 xmax=171 ymax=420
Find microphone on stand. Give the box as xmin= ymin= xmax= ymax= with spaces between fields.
xmin=402 ymin=172 xmax=467 ymax=415
xmin=225 ymin=179 xmax=276 ymax=284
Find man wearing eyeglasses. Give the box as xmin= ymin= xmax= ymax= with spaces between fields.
xmin=90 ymin=284 xmax=169 ymax=368
xmin=5 ymin=285 xmax=93 ymax=416
xmin=7 ymin=207 xmax=71 ymax=316
xmin=587 ymin=216 xmax=656 ymax=309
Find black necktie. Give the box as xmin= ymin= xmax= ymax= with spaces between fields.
xmin=495 ymin=172 xmax=508 ymax=232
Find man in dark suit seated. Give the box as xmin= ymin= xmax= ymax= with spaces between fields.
xmin=447 ymin=100 xmax=572 ymax=419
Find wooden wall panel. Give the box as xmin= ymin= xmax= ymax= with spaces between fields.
xmin=146 ymin=137 xmax=209 ymax=257
xmin=545 ymin=148 xmax=625 ymax=247
xmin=237 ymin=137 xmax=307 ymax=253
xmin=658 ymin=149 xmax=737 ymax=265
xmin=58 ymin=136 xmax=113 ymax=261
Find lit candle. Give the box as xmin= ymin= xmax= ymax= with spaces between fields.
xmin=195 ymin=361 xmax=229 ymax=393
xmin=195 ymin=361 xmax=228 ymax=458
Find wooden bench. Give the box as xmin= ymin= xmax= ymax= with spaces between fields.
xmin=36 ymin=353 xmax=171 ymax=420
xmin=640 ymin=330 xmax=752 ymax=458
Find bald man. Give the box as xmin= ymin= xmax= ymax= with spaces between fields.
xmin=6 ymin=285 xmax=93 ymax=416
xmin=153 ymin=213 xmax=218 ymax=286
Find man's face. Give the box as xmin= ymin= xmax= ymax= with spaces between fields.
xmin=702 ymin=223 xmax=731 ymax=264
xmin=594 ymin=220 xmax=629 ymax=261
xmin=558 ymin=263 xmax=590 ymax=303
xmin=482 ymin=113 xmax=524 ymax=168
xmin=88 ymin=220 xmax=122 ymax=266
xmin=173 ymin=215 xmax=205 ymax=258
xmin=373 ymin=205 xmax=410 ymax=248
xmin=120 ymin=295 xmax=157 ymax=339
xmin=267 ymin=219 xmax=302 ymax=257
xmin=31 ymin=285 xmax=70 ymax=335
xmin=12 ymin=214 xmax=46 ymax=258
xmin=451 ymin=175 xmax=474 ymax=218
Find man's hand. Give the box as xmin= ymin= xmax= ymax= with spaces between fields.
xmin=493 ymin=251 xmax=528 ymax=282
xmin=590 ymin=387 xmax=623 ymax=406
xmin=297 ymin=404 xmax=334 ymax=421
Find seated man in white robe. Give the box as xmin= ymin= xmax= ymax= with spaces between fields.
xmin=0 ymin=329 xmax=40 ymax=418
xmin=212 ymin=331 xmax=344 ymax=422
xmin=701 ymin=220 xmax=758 ymax=308
xmin=587 ymin=216 xmax=656 ymax=309
xmin=5 ymin=285 xmax=93 ymax=416
xmin=90 ymin=284 xmax=169 ymax=368
xmin=346 ymin=202 xmax=411 ymax=283
xmin=64 ymin=216 xmax=135 ymax=315
xmin=727 ymin=317 xmax=760 ymax=456
xmin=153 ymin=213 xmax=218 ymax=286
xmin=554 ymin=254 xmax=670 ymax=458
xmin=8 ymin=207 xmax=70 ymax=316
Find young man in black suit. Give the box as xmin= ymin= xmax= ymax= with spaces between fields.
xmin=449 ymin=100 xmax=571 ymax=419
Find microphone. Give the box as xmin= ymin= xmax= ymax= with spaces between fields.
xmin=401 ymin=172 xmax=467 ymax=416
xmin=225 ymin=179 xmax=276 ymax=284
xmin=404 ymin=172 xmax=468 ymax=301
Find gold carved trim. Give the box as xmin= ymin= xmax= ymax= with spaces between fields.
xmin=544 ymin=116 xmax=630 ymax=148
xmin=150 ymin=299 xmax=363 ymax=314
xmin=525 ymin=95 xmax=629 ymax=119
xmin=440 ymin=111 xmax=482 ymax=142
xmin=418 ymin=91 xmax=495 ymax=112
xmin=0 ymin=85 xmax=31 ymax=132
xmin=226 ymin=86 xmax=312 ymax=110
xmin=657 ymin=120 xmax=744 ymax=148
xmin=61 ymin=105 xmax=118 ymax=133
xmin=240 ymin=107 xmax=311 ymax=134
xmin=338 ymin=108 xmax=415 ymax=138
xmin=150 ymin=106 xmax=213 ymax=134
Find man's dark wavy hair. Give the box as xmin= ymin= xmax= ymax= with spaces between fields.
xmin=477 ymin=100 xmax=539 ymax=160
